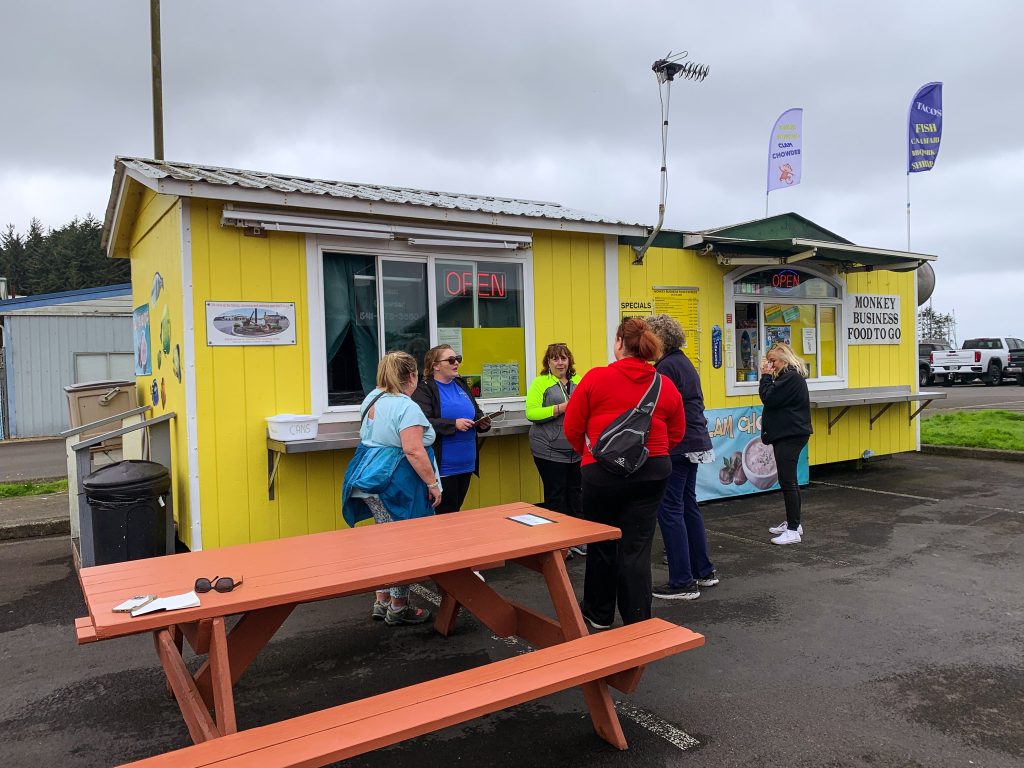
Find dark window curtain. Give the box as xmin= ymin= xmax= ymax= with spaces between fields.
xmin=323 ymin=253 xmax=379 ymax=402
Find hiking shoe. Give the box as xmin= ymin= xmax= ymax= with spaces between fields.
xmin=771 ymin=529 xmax=802 ymax=545
xmin=652 ymin=583 xmax=700 ymax=600
xmin=769 ymin=522 xmax=803 ymax=535
xmin=696 ymin=572 xmax=719 ymax=588
xmin=384 ymin=605 xmax=432 ymax=625
xmin=371 ymin=600 xmax=388 ymax=621
xmin=569 ymin=543 xmax=588 ymax=556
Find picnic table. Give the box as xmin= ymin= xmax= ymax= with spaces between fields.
xmin=75 ymin=502 xmax=704 ymax=767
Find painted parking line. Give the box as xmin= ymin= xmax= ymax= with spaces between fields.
xmin=408 ymin=583 xmax=700 ymax=751
xmin=813 ymin=481 xmax=1022 ymax=515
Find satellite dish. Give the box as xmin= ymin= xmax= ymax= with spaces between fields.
xmin=917 ymin=262 xmax=935 ymax=306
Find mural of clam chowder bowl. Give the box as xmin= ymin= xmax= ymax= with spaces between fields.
xmin=742 ymin=437 xmax=778 ymax=490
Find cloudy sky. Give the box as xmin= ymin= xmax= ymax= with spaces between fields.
xmin=2 ymin=1 xmax=1021 ymax=340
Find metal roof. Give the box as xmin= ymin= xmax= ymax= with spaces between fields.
xmin=0 ymin=284 xmax=132 ymax=317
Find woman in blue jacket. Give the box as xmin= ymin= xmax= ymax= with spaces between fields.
xmin=645 ymin=315 xmax=719 ymax=601
xmin=343 ymin=352 xmax=441 ymax=625
xmin=759 ymin=342 xmax=813 ymax=545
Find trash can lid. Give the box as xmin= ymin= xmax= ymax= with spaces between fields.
xmin=83 ymin=460 xmax=170 ymax=490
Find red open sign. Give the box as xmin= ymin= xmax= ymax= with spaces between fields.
xmin=444 ymin=270 xmax=507 ymax=299
xmin=771 ymin=269 xmax=800 ymax=290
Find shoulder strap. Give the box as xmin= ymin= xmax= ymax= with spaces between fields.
xmin=636 ymin=372 xmax=662 ymax=413
xmin=360 ymin=391 xmax=388 ymax=424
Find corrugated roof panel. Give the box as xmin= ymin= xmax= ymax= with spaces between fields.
xmin=115 ymin=157 xmax=643 ymax=226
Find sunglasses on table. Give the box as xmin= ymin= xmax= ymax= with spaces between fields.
xmin=441 ymin=355 xmax=463 ymax=365
xmin=194 ymin=575 xmax=243 ymax=594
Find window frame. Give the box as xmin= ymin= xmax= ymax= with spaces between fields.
xmin=307 ymin=233 xmax=535 ymax=423
xmin=724 ymin=264 xmax=847 ymax=396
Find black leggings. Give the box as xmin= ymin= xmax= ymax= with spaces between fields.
xmin=772 ymin=436 xmax=809 ymax=530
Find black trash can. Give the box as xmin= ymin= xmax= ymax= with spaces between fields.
xmin=83 ymin=460 xmax=171 ymax=566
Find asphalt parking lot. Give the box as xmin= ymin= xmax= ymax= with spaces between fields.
xmin=1 ymin=451 xmax=1022 ymax=768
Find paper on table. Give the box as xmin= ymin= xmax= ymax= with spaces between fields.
xmin=507 ymin=513 xmax=555 ymax=526
xmin=130 ymin=590 xmax=201 ymax=617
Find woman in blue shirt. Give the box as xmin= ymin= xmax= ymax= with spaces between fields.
xmin=413 ymin=345 xmax=491 ymax=513
xmin=344 ymin=351 xmax=442 ymax=625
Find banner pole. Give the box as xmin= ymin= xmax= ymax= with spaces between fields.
xmin=906 ymin=172 xmax=911 ymax=251
xmin=765 ymin=191 xmax=769 ymax=219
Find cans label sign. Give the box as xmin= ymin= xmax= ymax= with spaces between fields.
xmin=844 ymin=294 xmax=901 ymax=344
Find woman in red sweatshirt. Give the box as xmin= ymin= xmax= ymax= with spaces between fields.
xmin=563 ymin=317 xmax=685 ymax=628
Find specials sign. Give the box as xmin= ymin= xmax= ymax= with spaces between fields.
xmin=844 ymin=293 xmax=901 ymax=345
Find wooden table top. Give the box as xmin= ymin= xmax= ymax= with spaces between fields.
xmin=79 ymin=502 xmax=620 ymax=641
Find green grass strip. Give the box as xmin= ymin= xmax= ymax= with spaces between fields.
xmin=0 ymin=479 xmax=69 ymax=499
xmin=921 ymin=410 xmax=1024 ymax=452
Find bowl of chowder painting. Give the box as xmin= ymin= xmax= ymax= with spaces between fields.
xmin=742 ymin=437 xmax=778 ymax=490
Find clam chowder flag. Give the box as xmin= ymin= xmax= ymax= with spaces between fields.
xmin=907 ymin=82 xmax=943 ymax=173
xmin=766 ymin=108 xmax=803 ymax=193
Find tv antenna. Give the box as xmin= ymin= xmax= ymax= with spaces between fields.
xmin=632 ymin=51 xmax=710 ymax=265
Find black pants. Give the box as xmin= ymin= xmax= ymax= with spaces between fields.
xmin=580 ymin=457 xmax=671 ymax=626
xmin=436 ymin=472 xmax=473 ymax=514
xmin=532 ymin=457 xmax=583 ymax=518
xmin=771 ymin=436 xmax=808 ymax=530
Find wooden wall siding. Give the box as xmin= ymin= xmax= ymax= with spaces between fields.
xmin=128 ymin=191 xmax=191 ymax=541
xmin=188 ymin=200 xmax=315 ymax=548
xmin=619 ymin=245 xmax=919 ymax=466
xmin=531 ymin=231 xmax=609 ymax=373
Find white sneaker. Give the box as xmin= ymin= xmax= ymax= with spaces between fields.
xmin=473 ymin=570 xmax=485 ymax=581
xmin=771 ymin=529 xmax=802 ymax=545
xmin=768 ymin=522 xmax=803 ymax=535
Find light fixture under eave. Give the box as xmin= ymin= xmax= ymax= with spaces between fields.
xmin=406 ymin=238 xmax=523 ymax=250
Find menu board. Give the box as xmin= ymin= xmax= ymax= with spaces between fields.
xmin=481 ymin=363 xmax=520 ymax=397
xmin=653 ymin=286 xmax=701 ymax=374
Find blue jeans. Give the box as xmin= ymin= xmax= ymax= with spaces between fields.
xmin=657 ymin=454 xmax=714 ymax=587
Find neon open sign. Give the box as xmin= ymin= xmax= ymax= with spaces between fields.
xmin=771 ymin=269 xmax=801 ymax=292
xmin=444 ymin=270 xmax=507 ymax=299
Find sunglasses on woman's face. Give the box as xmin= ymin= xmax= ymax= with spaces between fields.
xmin=441 ymin=355 xmax=463 ymax=365
xmin=194 ymin=575 xmax=243 ymax=594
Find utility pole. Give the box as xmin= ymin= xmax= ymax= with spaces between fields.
xmin=150 ymin=0 xmax=164 ymax=160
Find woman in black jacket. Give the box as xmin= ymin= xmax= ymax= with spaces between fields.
xmin=759 ymin=342 xmax=813 ymax=545
xmin=412 ymin=345 xmax=491 ymax=513
xmin=646 ymin=315 xmax=719 ymax=600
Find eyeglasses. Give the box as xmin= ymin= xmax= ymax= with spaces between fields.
xmin=441 ymin=355 xmax=463 ymax=365
xmin=194 ymin=575 xmax=243 ymax=594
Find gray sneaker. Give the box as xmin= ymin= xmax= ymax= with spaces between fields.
xmin=385 ymin=605 xmax=432 ymax=625
xmin=652 ymin=583 xmax=700 ymax=600
xmin=696 ymin=572 xmax=719 ymax=588
xmin=569 ymin=543 xmax=588 ymax=556
xmin=371 ymin=600 xmax=388 ymax=621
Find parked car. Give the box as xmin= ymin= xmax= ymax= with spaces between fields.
xmin=1007 ymin=346 xmax=1024 ymax=386
xmin=930 ymin=336 xmax=1024 ymax=386
xmin=918 ymin=339 xmax=952 ymax=387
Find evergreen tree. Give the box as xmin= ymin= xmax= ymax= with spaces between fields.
xmin=918 ymin=306 xmax=956 ymax=346
xmin=0 ymin=224 xmax=26 ymax=297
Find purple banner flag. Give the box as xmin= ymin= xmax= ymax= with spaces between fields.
xmin=907 ymin=82 xmax=942 ymax=173
xmin=766 ymin=108 xmax=803 ymax=193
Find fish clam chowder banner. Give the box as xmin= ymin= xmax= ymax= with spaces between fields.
xmin=844 ymin=293 xmax=902 ymax=345
xmin=907 ymin=82 xmax=943 ymax=173
xmin=767 ymin=108 xmax=803 ymax=193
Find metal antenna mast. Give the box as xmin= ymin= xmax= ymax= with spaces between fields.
xmin=632 ymin=51 xmax=709 ymax=265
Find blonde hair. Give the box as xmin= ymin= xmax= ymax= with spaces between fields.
xmin=767 ymin=342 xmax=809 ymax=377
xmin=376 ymin=351 xmax=418 ymax=393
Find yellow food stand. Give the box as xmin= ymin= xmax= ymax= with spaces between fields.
xmin=102 ymin=158 xmax=940 ymax=551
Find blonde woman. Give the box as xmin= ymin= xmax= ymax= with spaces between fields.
xmin=342 ymin=351 xmax=442 ymax=625
xmin=758 ymin=342 xmax=813 ymax=545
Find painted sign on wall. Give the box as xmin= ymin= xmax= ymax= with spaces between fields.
xmin=844 ymin=293 xmax=901 ymax=345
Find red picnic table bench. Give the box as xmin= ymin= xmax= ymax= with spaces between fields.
xmin=74 ymin=502 xmax=704 ymax=767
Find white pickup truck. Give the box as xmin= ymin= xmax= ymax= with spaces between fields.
xmin=930 ymin=336 xmax=1024 ymax=386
